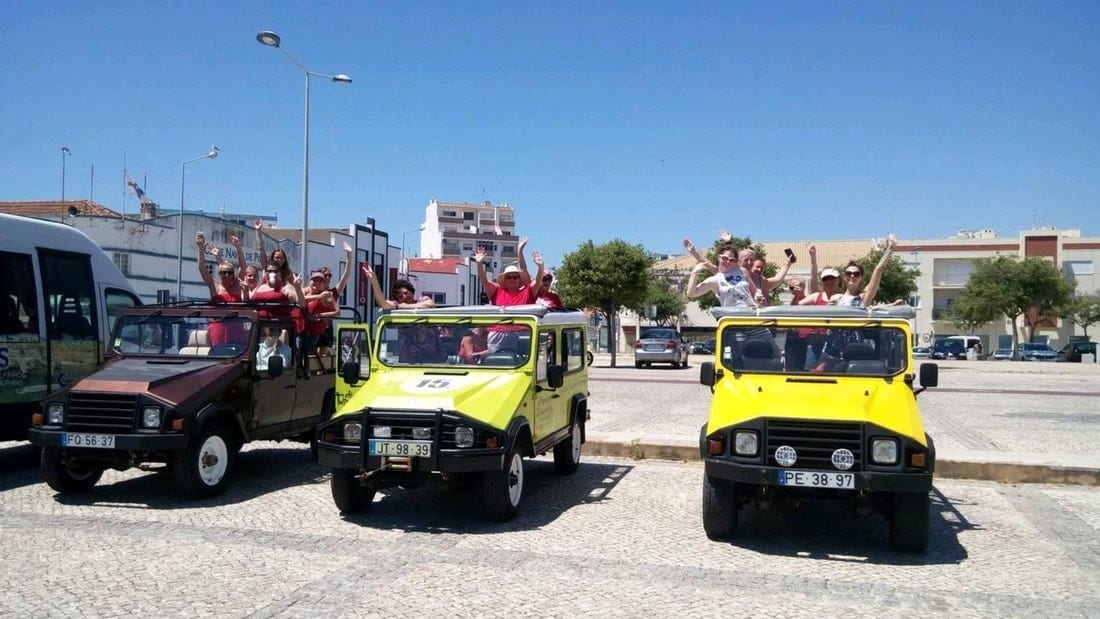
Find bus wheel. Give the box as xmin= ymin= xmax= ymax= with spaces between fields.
xmin=41 ymin=448 xmax=103 ymax=494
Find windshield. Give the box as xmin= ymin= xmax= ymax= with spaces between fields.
xmin=378 ymin=320 xmax=532 ymax=368
xmin=719 ymin=324 xmax=908 ymax=377
xmin=1023 ymin=344 xmax=1052 ymax=352
xmin=113 ymin=314 xmax=253 ymax=358
xmin=640 ymin=328 xmax=678 ymax=341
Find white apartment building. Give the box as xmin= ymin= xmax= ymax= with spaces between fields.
xmin=420 ymin=199 xmax=518 ymax=274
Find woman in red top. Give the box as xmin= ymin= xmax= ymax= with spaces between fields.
xmin=196 ymin=233 xmax=250 ymax=347
xmin=474 ymin=240 xmax=546 ymax=353
xmin=304 ymin=271 xmax=339 ymax=360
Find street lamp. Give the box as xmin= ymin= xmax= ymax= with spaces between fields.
xmin=176 ymin=146 xmax=219 ymax=300
xmin=400 ymin=226 xmax=424 ymax=276
xmin=60 ymin=147 xmax=70 ymax=204
xmin=256 ymin=30 xmax=352 ymax=279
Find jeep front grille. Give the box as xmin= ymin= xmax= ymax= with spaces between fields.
xmin=766 ymin=420 xmax=863 ymax=471
xmin=66 ymin=393 xmax=138 ymax=433
xmin=368 ymin=412 xmax=494 ymax=449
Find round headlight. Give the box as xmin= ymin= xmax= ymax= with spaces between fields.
xmin=774 ymin=445 xmax=798 ymax=467
xmin=142 ymin=406 xmax=162 ymax=429
xmin=871 ymin=438 xmax=898 ymax=465
xmin=733 ymin=431 xmax=758 ymax=456
xmin=46 ymin=403 xmax=65 ymax=425
xmin=454 ymin=426 xmax=474 ymax=448
xmin=344 ymin=422 xmax=362 ymax=443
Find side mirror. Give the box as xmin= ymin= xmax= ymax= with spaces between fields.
xmin=919 ymin=362 xmax=938 ymax=388
xmin=267 ymin=355 xmax=284 ymax=378
xmin=341 ymin=360 xmax=360 ymax=386
xmin=547 ymin=364 xmax=564 ymax=389
xmin=699 ymin=361 xmax=715 ymax=386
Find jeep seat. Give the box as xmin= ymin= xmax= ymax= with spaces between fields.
xmin=736 ymin=339 xmax=782 ymax=371
xmin=179 ymin=330 xmax=210 ymax=356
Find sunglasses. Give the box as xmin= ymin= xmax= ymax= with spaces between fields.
xmin=503 ymin=274 xmax=520 ymax=279
xmin=844 ymin=271 xmax=862 ymax=277
xmin=218 ymin=271 xmax=234 ymax=276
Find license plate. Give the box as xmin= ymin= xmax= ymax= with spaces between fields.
xmin=644 ymin=345 xmax=664 ymax=351
xmin=777 ymin=469 xmax=854 ymax=489
xmin=368 ymin=439 xmax=431 ymax=458
xmin=62 ymin=433 xmax=116 ymax=449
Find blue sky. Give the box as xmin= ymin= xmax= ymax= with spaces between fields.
xmin=3 ymin=1 xmax=1097 ymax=267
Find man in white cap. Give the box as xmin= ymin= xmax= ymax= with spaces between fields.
xmin=473 ymin=239 xmax=545 ymax=353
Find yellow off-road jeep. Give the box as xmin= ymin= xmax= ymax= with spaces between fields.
xmin=316 ymin=304 xmax=590 ymax=520
xmin=697 ymin=305 xmax=939 ymax=552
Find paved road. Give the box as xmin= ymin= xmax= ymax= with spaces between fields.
xmin=1 ymin=443 xmax=1097 ymax=617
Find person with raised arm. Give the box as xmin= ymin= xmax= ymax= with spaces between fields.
xmin=361 ymin=265 xmax=435 ymax=310
xmin=832 ymin=235 xmax=897 ymax=307
xmin=195 ymin=232 xmax=248 ymax=303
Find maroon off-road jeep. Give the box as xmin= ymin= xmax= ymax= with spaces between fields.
xmin=28 ymin=302 xmax=336 ymax=498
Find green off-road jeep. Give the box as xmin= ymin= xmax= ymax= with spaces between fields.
xmin=697 ymin=305 xmax=938 ymax=552
xmin=316 ymin=304 xmax=590 ymax=520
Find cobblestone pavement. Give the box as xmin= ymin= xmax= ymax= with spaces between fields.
xmin=583 ymin=356 xmax=1100 ymax=464
xmin=1 ymin=443 xmax=1098 ymax=617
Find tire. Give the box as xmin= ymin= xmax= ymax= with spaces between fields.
xmin=702 ymin=474 xmax=738 ymax=540
xmin=173 ymin=422 xmax=235 ymax=498
xmin=635 ymin=361 xmax=643 ymax=369
xmin=330 ymin=468 xmax=376 ymax=514
xmin=41 ymin=448 xmax=103 ymax=494
xmin=587 ymin=351 xmax=594 ymax=366
xmin=483 ymin=441 xmax=525 ymax=521
xmin=553 ymin=417 xmax=582 ymax=475
xmin=889 ymin=491 xmax=930 ymax=553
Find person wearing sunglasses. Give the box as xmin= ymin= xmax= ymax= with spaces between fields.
xmin=533 ymin=254 xmax=563 ymax=309
xmin=832 ymin=235 xmax=897 ymax=308
xmin=474 ymin=239 xmax=545 ymax=353
xmin=195 ymin=232 xmax=248 ymax=303
xmin=685 ymin=244 xmax=758 ymax=308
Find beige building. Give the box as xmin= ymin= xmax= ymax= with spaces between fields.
xmin=420 ymin=199 xmax=518 ymax=275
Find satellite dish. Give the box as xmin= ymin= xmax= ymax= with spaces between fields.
xmin=67 ymin=206 xmax=78 ymax=217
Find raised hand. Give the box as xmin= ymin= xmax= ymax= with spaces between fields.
xmin=230 ymin=235 xmax=241 ymax=247
xmin=683 ymin=238 xmax=694 ymax=252
xmin=532 ymin=251 xmax=544 ymax=267
xmin=517 ymin=237 xmax=529 ymax=251
xmin=253 ymin=219 xmax=263 ymax=232
xmin=360 ymin=264 xmax=375 ymax=280
xmin=343 ymin=240 xmax=352 ymax=253
xmin=473 ymin=246 xmax=487 ymax=264
xmin=808 ymin=244 xmax=817 ymax=258
xmin=718 ymin=229 xmax=732 ymax=243
xmin=195 ymin=232 xmax=206 ymax=248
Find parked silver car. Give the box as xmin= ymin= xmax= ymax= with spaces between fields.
xmin=1020 ymin=343 xmax=1057 ymax=361
xmin=634 ymin=327 xmax=689 ymax=368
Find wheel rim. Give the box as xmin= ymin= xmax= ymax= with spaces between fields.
xmin=507 ymin=453 xmax=523 ymax=506
xmin=197 ymin=434 xmax=229 ymax=486
xmin=570 ymin=421 xmax=581 ymax=463
xmin=67 ymin=467 xmax=98 ymax=481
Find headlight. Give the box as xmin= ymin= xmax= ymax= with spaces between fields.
xmin=46 ymin=403 xmax=65 ymax=425
xmin=141 ymin=406 xmax=162 ymax=429
xmin=344 ymin=422 xmax=363 ymax=443
xmin=871 ymin=438 xmax=898 ymax=465
xmin=733 ymin=431 xmax=758 ymax=456
xmin=454 ymin=426 xmax=474 ymax=448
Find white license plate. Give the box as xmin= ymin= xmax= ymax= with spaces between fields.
xmin=62 ymin=433 xmax=116 ymax=449
xmin=777 ymin=469 xmax=854 ymax=489
xmin=644 ymin=345 xmax=664 ymax=351
xmin=368 ymin=440 xmax=431 ymax=458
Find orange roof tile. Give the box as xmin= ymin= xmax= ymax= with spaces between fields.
xmin=0 ymin=200 xmax=121 ymax=218
xmin=409 ymin=257 xmax=466 ymax=274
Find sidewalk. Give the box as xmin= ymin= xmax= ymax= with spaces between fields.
xmin=582 ymin=352 xmax=1100 ymax=486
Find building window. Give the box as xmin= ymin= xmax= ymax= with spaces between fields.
xmin=463 ymin=211 xmax=474 ymax=221
xmin=1066 ymin=260 xmax=1093 ymax=276
xmin=442 ymin=210 xmax=457 ymax=217
xmin=112 ymin=252 xmax=131 ymax=276
xmin=426 ymin=292 xmax=446 ymax=304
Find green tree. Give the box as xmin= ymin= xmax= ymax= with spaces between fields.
xmin=953 ymin=255 xmax=1075 ymax=350
xmin=556 ymin=239 xmax=650 ymax=367
xmin=1062 ymin=292 xmax=1100 ymax=338
xmin=631 ymin=274 xmax=686 ymax=327
xmin=852 ymin=248 xmax=920 ymax=305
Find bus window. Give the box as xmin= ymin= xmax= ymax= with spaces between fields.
xmin=104 ymin=287 xmax=141 ymax=335
xmin=39 ymin=250 xmax=97 ymax=341
xmin=0 ymin=251 xmax=38 ymax=338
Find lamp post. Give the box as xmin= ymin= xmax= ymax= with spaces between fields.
xmin=400 ymin=226 xmax=423 ymax=276
xmin=256 ymin=30 xmax=351 ymax=279
xmin=60 ymin=147 xmax=70 ymax=204
xmin=176 ymin=146 xmax=219 ymax=300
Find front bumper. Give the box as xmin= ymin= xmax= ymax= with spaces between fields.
xmin=704 ymin=457 xmax=933 ymax=493
xmin=28 ymin=428 xmax=190 ymax=452
xmin=315 ymin=410 xmax=506 ymax=474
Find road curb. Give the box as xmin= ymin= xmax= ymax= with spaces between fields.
xmin=583 ymin=438 xmax=1100 ymax=487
